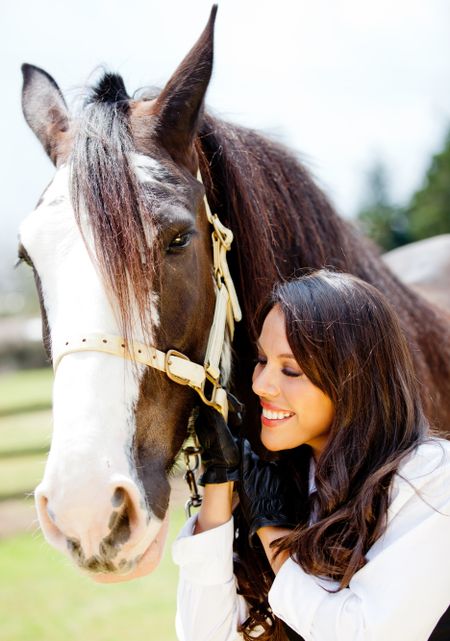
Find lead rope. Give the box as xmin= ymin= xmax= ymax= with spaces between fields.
xmin=182 ymin=428 xmax=203 ymax=518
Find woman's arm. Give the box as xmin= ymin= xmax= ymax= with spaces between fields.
xmin=257 ymin=525 xmax=291 ymax=574
xmin=261 ymin=441 xmax=450 ymax=641
xmin=173 ymin=512 xmax=246 ymax=641
xmin=194 ymin=482 xmax=234 ymax=534
xmin=172 ymin=483 xmax=247 ymax=641
xmin=173 ymin=405 xmax=246 ymax=641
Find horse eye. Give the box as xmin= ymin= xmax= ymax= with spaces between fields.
xmin=168 ymin=232 xmax=192 ymax=252
xmin=16 ymin=244 xmax=32 ymax=267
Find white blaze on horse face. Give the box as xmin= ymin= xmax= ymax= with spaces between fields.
xmin=19 ymin=164 xmax=163 ymax=564
xmin=130 ymin=152 xmax=169 ymax=184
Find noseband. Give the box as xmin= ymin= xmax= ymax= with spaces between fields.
xmin=52 ymin=171 xmax=241 ymax=420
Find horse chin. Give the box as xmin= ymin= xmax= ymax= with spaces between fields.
xmin=88 ymin=512 xmax=170 ymax=584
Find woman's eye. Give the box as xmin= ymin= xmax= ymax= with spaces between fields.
xmin=282 ymin=368 xmax=302 ymax=378
xmin=254 ymin=356 xmax=267 ymax=367
xmin=168 ymin=232 xmax=192 ymax=251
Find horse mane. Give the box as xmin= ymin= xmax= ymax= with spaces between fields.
xmin=197 ymin=113 xmax=450 ymax=431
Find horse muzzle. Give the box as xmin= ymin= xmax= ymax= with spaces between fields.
xmin=34 ymin=473 xmax=167 ymax=576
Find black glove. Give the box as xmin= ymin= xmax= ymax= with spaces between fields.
xmin=238 ymin=439 xmax=296 ymax=545
xmin=194 ymin=397 xmax=242 ymax=485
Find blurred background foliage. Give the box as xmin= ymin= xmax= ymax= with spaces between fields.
xmin=357 ymin=126 xmax=450 ymax=251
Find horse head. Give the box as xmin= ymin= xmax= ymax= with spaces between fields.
xmin=19 ymin=6 xmax=230 ymax=579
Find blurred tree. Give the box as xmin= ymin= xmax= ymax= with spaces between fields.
xmin=357 ymin=161 xmax=411 ymax=251
xmin=406 ymin=129 xmax=450 ymax=240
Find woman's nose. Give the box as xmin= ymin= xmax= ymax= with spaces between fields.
xmin=252 ymin=365 xmax=279 ymax=398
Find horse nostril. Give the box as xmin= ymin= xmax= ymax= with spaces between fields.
xmin=110 ymin=485 xmax=139 ymax=531
xmin=112 ymin=487 xmax=125 ymax=508
xmin=98 ymin=487 xmax=135 ymax=557
xmin=106 ymin=508 xmax=131 ymax=547
xmin=35 ymin=492 xmax=65 ymax=546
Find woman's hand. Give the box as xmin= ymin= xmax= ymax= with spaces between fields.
xmin=194 ymin=403 xmax=240 ymax=486
xmin=238 ymin=439 xmax=295 ymax=546
xmin=192 ymin=398 xmax=243 ymax=534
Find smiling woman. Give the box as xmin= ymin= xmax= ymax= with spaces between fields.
xmin=173 ymin=269 xmax=450 ymax=641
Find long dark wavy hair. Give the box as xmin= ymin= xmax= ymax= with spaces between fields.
xmin=234 ymin=269 xmax=430 ymax=640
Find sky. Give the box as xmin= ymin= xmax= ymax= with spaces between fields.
xmin=1 ymin=0 xmax=450 ymax=284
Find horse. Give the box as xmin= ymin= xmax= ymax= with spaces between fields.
xmin=383 ymin=234 xmax=450 ymax=313
xmin=19 ymin=6 xmax=450 ymax=584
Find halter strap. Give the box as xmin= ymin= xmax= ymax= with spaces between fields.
xmin=52 ymin=170 xmax=241 ymax=420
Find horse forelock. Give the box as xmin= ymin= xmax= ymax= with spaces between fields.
xmin=87 ymin=72 xmax=130 ymax=106
xmin=71 ymin=76 xmax=163 ymax=346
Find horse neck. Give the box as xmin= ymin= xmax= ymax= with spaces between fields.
xmin=198 ymin=114 xmax=373 ymax=325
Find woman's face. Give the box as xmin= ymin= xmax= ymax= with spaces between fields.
xmin=252 ymin=305 xmax=335 ymax=458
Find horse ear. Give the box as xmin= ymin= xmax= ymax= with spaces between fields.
xmin=153 ymin=5 xmax=217 ymax=168
xmin=21 ymin=64 xmax=70 ymax=166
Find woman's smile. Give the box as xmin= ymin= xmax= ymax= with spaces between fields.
xmin=260 ymin=401 xmax=295 ymax=425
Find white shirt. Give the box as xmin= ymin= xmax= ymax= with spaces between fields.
xmin=172 ymin=439 xmax=450 ymax=641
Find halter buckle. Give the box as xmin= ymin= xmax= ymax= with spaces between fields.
xmin=165 ymin=349 xmax=191 ymax=386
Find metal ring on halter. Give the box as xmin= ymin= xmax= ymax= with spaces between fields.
xmin=191 ymin=369 xmax=222 ymax=411
xmin=165 ymin=349 xmax=225 ymax=414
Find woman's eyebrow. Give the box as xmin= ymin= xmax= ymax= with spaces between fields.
xmin=255 ymin=342 xmax=296 ymax=360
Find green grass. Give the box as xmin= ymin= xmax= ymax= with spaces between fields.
xmin=0 ymin=454 xmax=47 ymax=499
xmin=0 ymin=409 xmax=51 ymax=454
xmin=0 ymin=506 xmax=186 ymax=641
xmin=0 ymin=369 xmax=52 ymax=498
xmin=0 ymin=368 xmax=53 ymax=416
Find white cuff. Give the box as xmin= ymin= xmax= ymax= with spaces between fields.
xmin=268 ymin=557 xmax=330 ymax=637
xmin=172 ymin=516 xmax=235 ymax=586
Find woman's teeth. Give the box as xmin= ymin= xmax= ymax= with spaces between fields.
xmin=262 ymin=408 xmax=293 ymax=420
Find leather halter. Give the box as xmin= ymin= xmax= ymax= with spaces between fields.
xmin=52 ymin=171 xmax=242 ymax=420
